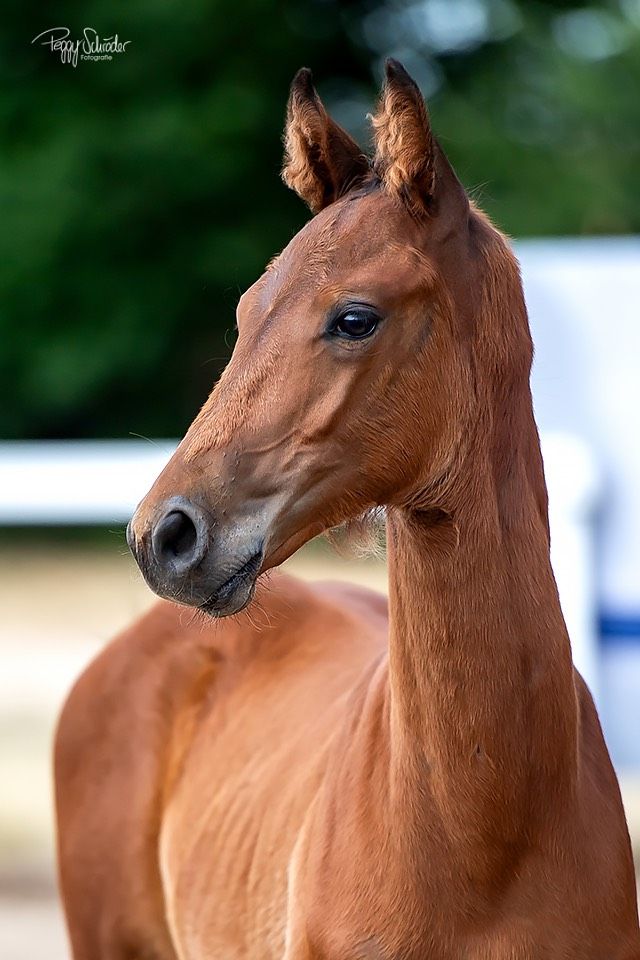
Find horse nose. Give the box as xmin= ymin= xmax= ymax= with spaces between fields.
xmin=150 ymin=498 xmax=209 ymax=575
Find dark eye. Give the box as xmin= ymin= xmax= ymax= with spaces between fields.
xmin=331 ymin=307 xmax=380 ymax=341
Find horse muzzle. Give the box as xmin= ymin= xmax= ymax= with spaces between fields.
xmin=127 ymin=494 xmax=264 ymax=617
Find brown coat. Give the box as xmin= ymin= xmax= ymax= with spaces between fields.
xmin=56 ymin=61 xmax=640 ymax=959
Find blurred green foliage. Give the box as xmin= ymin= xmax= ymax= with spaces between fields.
xmin=1 ymin=0 xmax=639 ymax=440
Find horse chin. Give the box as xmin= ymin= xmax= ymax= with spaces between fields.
xmin=198 ymin=575 xmax=258 ymax=619
xmin=196 ymin=548 xmax=263 ymax=618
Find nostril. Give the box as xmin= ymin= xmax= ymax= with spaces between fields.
xmin=160 ymin=511 xmax=196 ymax=559
xmin=152 ymin=508 xmax=204 ymax=570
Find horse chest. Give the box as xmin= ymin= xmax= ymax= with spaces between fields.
xmin=159 ymin=791 xmax=292 ymax=960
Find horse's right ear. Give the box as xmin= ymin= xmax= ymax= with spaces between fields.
xmin=372 ymin=59 xmax=468 ymax=222
xmin=371 ymin=59 xmax=436 ymax=217
xmin=282 ymin=68 xmax=370 ymax=214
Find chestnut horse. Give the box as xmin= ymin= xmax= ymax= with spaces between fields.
xmin=55 ymin=61 xmax=639 ymax=959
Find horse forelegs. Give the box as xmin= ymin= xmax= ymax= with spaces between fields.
xmin=54 ymin=620 xmax=182 ymax=960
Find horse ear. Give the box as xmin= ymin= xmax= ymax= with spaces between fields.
xmin=372 ymin=59 xmax=437 ymax=217
xmin=282 ymin=68 xmax=370 ymax=214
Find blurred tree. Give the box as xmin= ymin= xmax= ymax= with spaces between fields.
xmin=348 ymin=0 xmax=640 ymax=235
xmin=0 ymin=0 xmax=370 ymax=439
xmin=1 ymin=0 xmax=638 ymax=439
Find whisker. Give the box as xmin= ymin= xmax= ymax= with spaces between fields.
xmin=128 ymin=432 xmax=161 ymax=447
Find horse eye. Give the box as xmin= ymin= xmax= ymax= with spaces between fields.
xmin=332 ymin=308 xmax=379 ymax=341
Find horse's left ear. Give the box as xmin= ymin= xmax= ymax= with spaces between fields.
xmin=282 ymin=68 xmax=370 ymax=214
xmin=372 ymin=59 xmax=442 ymax=217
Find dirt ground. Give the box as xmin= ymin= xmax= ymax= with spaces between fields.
xmin=0 ymin=540 xmax=637 ymax=959
xmin=0 ymin=539 xmax=387 ymax=959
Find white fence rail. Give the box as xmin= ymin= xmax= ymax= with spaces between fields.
xmin=0 ymin=440 xmax=176 ymax=525
xmin=0 ymin=433 xmax=601 ymax=701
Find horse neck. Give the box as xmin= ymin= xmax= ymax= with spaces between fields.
xmin=385 ymin=278 xmax=578 ymax=862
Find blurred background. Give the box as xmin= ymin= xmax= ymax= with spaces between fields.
xmin=1 ymin=0 xmax=639 ymax=956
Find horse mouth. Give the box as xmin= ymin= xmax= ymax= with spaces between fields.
xmin=199 ymin=549 xmax=263 ymax=617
